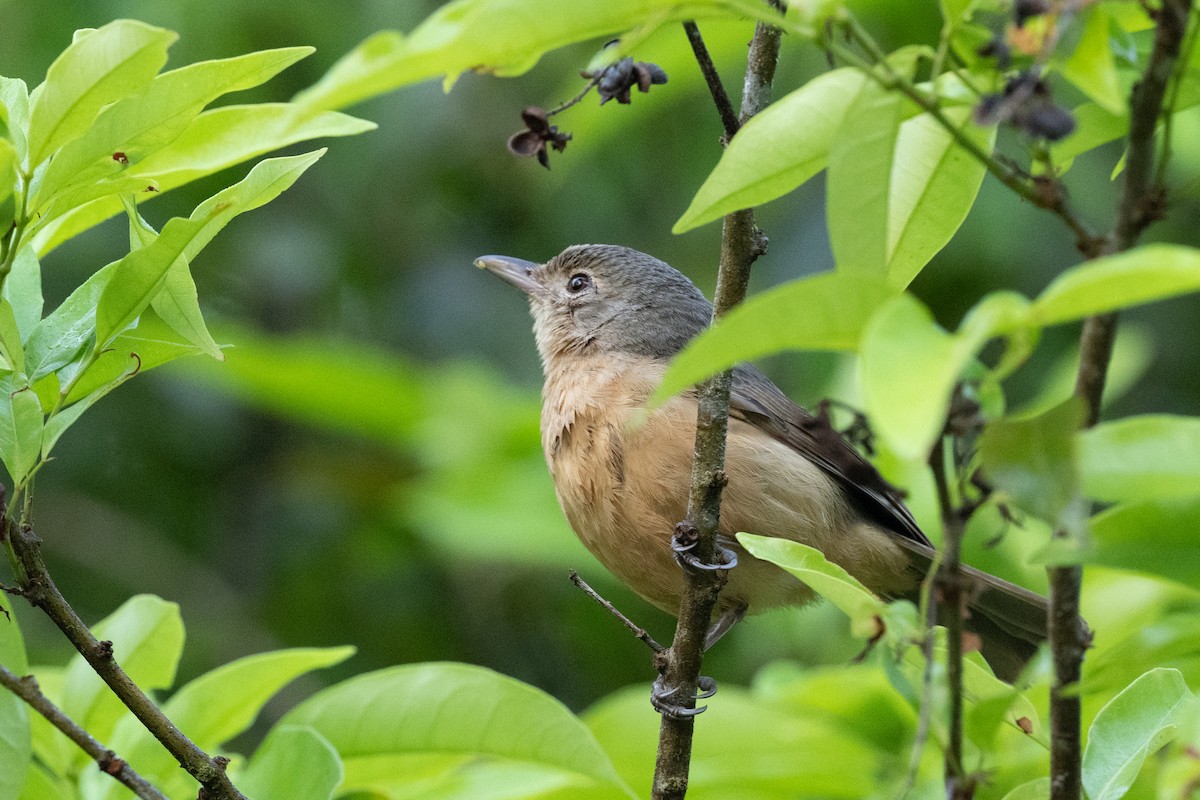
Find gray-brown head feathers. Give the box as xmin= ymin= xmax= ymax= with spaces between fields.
xmin=477 ymin=244 xmax=712 ymax=365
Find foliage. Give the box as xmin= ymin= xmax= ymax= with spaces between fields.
xmin=1 ymin=1 xmax=1200 ymax=800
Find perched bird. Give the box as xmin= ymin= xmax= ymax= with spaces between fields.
xmin=477 ymin=244 xmax=1050 ymax=682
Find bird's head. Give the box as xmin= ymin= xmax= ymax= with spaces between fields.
xmin=476 ymin=244 xmax=712 ymax=368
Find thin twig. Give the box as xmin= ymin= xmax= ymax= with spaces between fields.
xmin=682 ymin=22 xmax=741 ymax=141
xmin=4 ymin=518 xmax=246 ymax=800
xmin=651 ymin=10 xmax=783 ymax=800
xmin=0 ymin=664 xmax=168 ymax=800
xmin=569 ymin=570 xmax=665 ymax=653
xmin=930 ymin=440 xmax=969 ymax=798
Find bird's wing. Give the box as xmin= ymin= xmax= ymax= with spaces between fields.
xmin=725 ymin=363 xmax=933 ymax=548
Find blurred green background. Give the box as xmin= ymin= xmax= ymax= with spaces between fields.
xmin=4 ymin=0 xmax=1199 ymax=722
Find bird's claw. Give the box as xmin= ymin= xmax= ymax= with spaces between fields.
xmin=651 ymin=674 xmax=720 ymax=719
xmin=671 ymin=523 xmax=738 ymax=573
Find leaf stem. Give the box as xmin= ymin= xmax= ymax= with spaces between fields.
xmin=0 ymin=662 xmax=169 ymax=800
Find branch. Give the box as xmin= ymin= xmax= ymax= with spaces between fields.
xmin=682 ymin=22 xmax=740 ymax=141
xmin=569 ymin=570 xmax=665 ymax=653
xmin=1052 ymin=5 xmax=1194 ymax=799
xmin=0 ymin=664 xmax=168 ymax=800
xmin=651 ymin=12 xmax=782 ymax=800
xmin=5 ymin=520 xmax=246 ymax=800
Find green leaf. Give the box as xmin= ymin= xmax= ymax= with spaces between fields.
xmin=0 ymin=593 xmax=31 ymax=800
xmin=673 ymin=68 xmax=869 ymax=233
xmin=1083 ymin=668 xmax=1195 ymax=800
xmin=23 ymin=263 xmax=115 ymax=381
xmin=652 ymin=272 xmax=895 ymax=405
xmin=15 ymin=762 xmax=76 ymax=800
xmin=1031 ymin=244 xmax=1200 ymax=325
xmin=94 ymin=149 xmax=325 ymax=348
xmin=33 ymin=105 xmax=372 ymax=255
xmin=1091 ymin=498 xmax=1200 ymax=588
xmin=238 ymin=726 xmax=343 ymax=800
xmin=2 ymin=245 xmax=44 ymax=342
xmin=585 ymin=683 xmax=888 ymax=798
xmin=1060 ymin=7 xmax=1126 ymax=114
xmin=736 ymin=533 xmax=886 ymax=638
xmin=0 ymin=299 xmax=24 ymax=373
xmin=884 ymin=107 xmax=994 ymax=288
xmin=89 ymin=647 xmax=354 ymax=800
xmin=59 ymin=595 xmax=183 ymax=749
xmin=296 ymin=0 xmax=781 ymax=111
xmin=279 ymin=663 xmax=635 ymax=798
xmin=1079 ymin=415 xmax=1200 ymax=503
xmin=0 ymin=375 xmax=44 ymax=485
xmin=979 ymin=398 xmax=1085 ymax=527
xmin=1000 ymin=777 xmax=1051 ymax=800
xmin=35 ymin=47 xmax=314 ymax=210
xmin=828 ymin=81 xmax=907 ymax=277
xmin=0 ymin=137 xmax=16 ymax=210
xmin=0 ymin=78 xmax=31 ymax=166
xmin=26 ymin=20 xmax=176 ymax=166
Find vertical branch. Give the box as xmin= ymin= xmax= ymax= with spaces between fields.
xmin=1052 ymin=3 xmax=1194 ymax=799
xmin=651 ymin=10 xmax=783 ymax=800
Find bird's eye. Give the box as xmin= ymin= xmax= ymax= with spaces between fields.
xmin=566 ymin=273 xmax=591 ymax=293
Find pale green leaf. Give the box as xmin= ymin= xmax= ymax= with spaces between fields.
xmin=237 ymin=726 xmax=342 ymax=800
xmin=279 ymin=663 xmax=635 ymax=798
xmin=27 ymin=20 xmax=176 ymax=166
xmin=673 ymin=68 xmax=869 ymax=233
xmin=0 ymin=137 xmax=15 ymax=209
xmin=1060 ymin=7 xmax=1126 ymax=114
xmin=94 ymin=149 xmax=325 ymax=347
xmin=0 ymin=593 xmax=31 ymax=800
xmin=1091 ymin=498 xmax=1200 ymax=593
xmin=2 ymin=245 xmax=44 ymax=342
xmin=828 ymin=81 xmax=906 ymax=276
xmin=16 ymin=761 xmax=76 ymax=800
xmin=979 ymin=399 xmax=1085 ymax=527
xmin=885 ymin=107 xmax=995 ymax=288
xmin=1079 ymin=415 xmax=1200 ymax=503
xmin=1000 ymin=777 xmax=1050 ymax=799
xmin=736 ymin=533 xmax=886 ymax=637
xmin=0 ymin=375 xmax=43 ymax=485
xmin=35 ymin=46 xmax=314 ymax=209
xmin=59 ymin=595 xmax=183 ymax=751
xmin=1031 ymin=244 xmax=1200 ymax=325
xmin=89 ymin=647 xmax=354 ymax=800
xmin=0 ymin=299 xmax=24 ymax=373
xmin=652 ymin=272 xmax=895 ymax=405
xmin=0 ymin=78 xmax=31 ymax=166
xmin=858 ymin=294 xmax=956 ymax=461
xmin=1083 ymin=668 xmax=1194 ymax=800
xmin=33 ymin=105 xmax=371 ymax=255
xmin=296 ymin=0 xmax=781 ymax=111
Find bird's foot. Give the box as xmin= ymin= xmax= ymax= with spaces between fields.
xmin=651 ymin=673 xmax=718 ymax=719
xmin=671 ymin=522 xmax=738 ymax=573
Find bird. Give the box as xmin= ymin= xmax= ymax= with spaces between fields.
xmin=476 ymin=243 xmax=1051 ymax=685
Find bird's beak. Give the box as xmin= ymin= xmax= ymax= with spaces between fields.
xmin=474 ymin=255 xmax=541 ymax=295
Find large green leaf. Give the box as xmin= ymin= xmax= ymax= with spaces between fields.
xmin=884 ymin=106 xmax=994 ymax=288
xmin=1082 ymin=668 xmax=1195 ymax=800
xmin=979 ymin=399 xmax=1085 ymax=530
xmin=1059 ymin=6 xmax=1125 ymax=115
xmin=828 ymin=80 xmax=906 ymax=277
xmin=652 ymin=272 xmax=895 ymax=405
xmin=22 ymin=263 xmax=115 ymax=381
xmin=1079 ymin=415 xmax=1200 ymax=503
xmin=0 ymin=593 xmax=31 ymax=800
xmin=2 ymin=245 xmax=43 ymax=342
xmin=0 ymin=299 xmax=24 ymax=373
xmin=0 ymin=137 xmax=15 ymax=210
xmin=58 ymin=595 xmax=183 ymax=752
xmin=1030 ymin=245 xmax=1200 ymax=325
xmin=0 ymin=78 xmax=31 ymax=166
xmin=295 ymin=0 xmax=781 ymax=111
xmin=0 ymin=374 xmax=43 ymax=486
xmin=279 ymin=663 xmax=635 ymax=798
xmin=88 ymin=647 xmax=354 ymax=800
xmin=673 ymin=68 xmax=869 ymax=233
xmin=35 ymin=47 xmax=314 ymax=209
xmin=237 ymin=726 xmax=342 ymax=800
xmin=737 ymin=533 xmax=886 ymax=638
xmin=26 ymin=21 xmax=176 ymax=166
xmin=1090 ymin=498 xmax=1200 ymax=588
xmin=93 ymin=149 xmax=325 ymax=348
xmin=32 ymin=105 xmax=372 ymax=255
